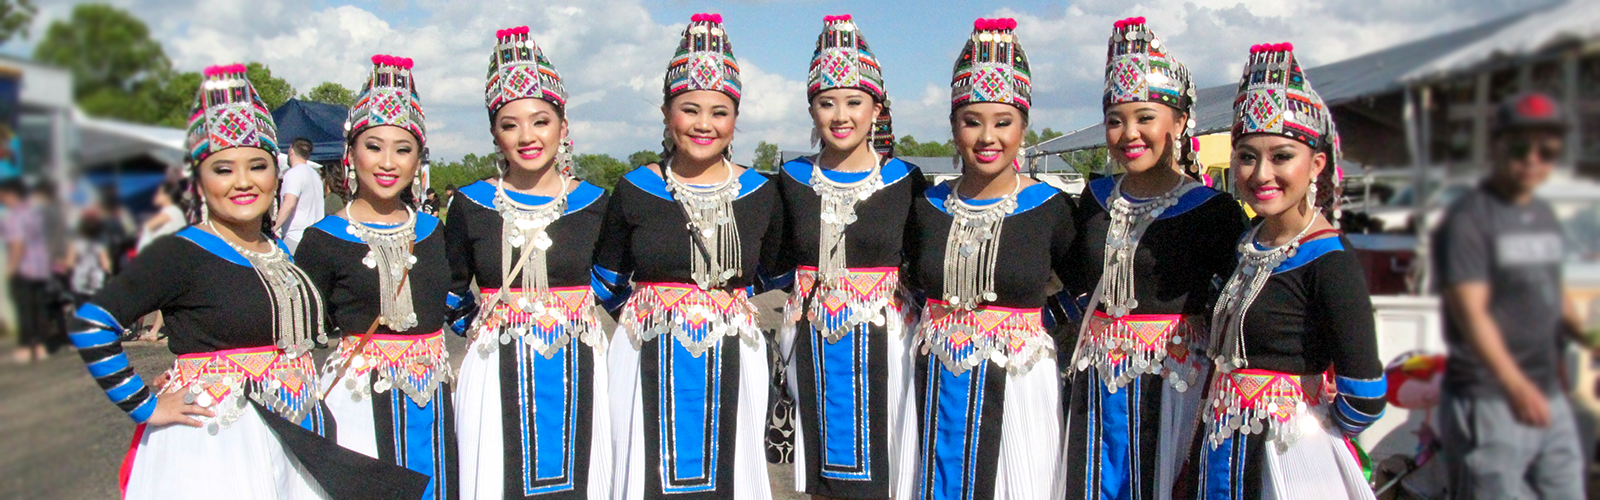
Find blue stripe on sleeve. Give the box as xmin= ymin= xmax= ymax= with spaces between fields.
xmin=86 ymin=353 xmax=131 ymax=378
xmin=128 ymin=397 xmax=157 ymax=424
xmin=69 ymin=329 xmax=119 ymax=349
xmin=1335 ymin=375 xmax=1387 ymax=399
xmin=1335 ymin=396 xmax=1384 ymax=424
xmin=75 ymin=303 xmax=124 ymax=332
xmin=106 ymin=375 xmax=146 ymax=403
xmin=446 ymin=292 xmax=461 ymax=309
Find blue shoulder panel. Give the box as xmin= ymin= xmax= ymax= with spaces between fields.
xmin=1272 ymin=236 xmax=1345 ymax=274
xmin=1088 ymin=175 xmax=1221 ymax=220
xmin=175 ymin=226 xmax=251 ymax=267
xmin=623 ymin=165 xmax=768 ymax=200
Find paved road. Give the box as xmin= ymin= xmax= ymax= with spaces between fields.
xmin=0 ymin=291 xmax=805 ymax=499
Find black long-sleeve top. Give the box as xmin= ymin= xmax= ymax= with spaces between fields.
xmin=905 ymin=180 xmax=1077 ymax=309
xmin=592 ymin=166 xmax=785 ymax=304
xmin=295 ymin=212 xmax=451 ymax=337
xmin=773 ymin=157 xmax=928 ymax=272
xmin=1063 ymin=176 xmax=1248 ymax=316
xmin=1236 ymin=235 xmax=1387 ymax=434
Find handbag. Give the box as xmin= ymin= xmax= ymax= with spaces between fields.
xmin=765 ymin=329 xmax=797 ymax=464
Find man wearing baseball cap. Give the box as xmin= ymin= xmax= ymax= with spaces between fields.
xmin=1434 ymin=91 xmax=1586 ymax=499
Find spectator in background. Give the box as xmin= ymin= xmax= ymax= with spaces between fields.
xmin=2 ymin=180 xmax=50 ymax=362
xmin=421 ymin=187 xmax=438 ymax=216
xmin=1435 ymin=91 xmax=1590 ymax=500
xmin=273 ymin=137 xmax=325 ymax=252
xmin=136 ymin=180 xmax=187 ymax=251
xmin=322 ymin=163 xmax=345 ymax=216
xmin=33 ymin=180 xmax=69 ymax=354
xmin=67 ymin=213 xmax=109 ymax=307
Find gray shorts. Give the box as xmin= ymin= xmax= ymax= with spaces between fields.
xmin=1439 ymin=390 xmax=1585 ymax=500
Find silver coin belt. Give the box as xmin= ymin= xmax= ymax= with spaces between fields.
xmin=329 ymin=332 xmax=454 ymax=407
xmin=162 ymin=348 xmax=320 ymax=435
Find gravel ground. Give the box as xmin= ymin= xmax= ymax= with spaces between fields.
xmin=0 ymin=290 xmax=805 ymax=499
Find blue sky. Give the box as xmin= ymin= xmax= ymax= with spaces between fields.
xmin=24 ymin=0 xmax=1537 ymax=163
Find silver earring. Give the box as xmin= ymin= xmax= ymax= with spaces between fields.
xmin=559 ymin=139 xmax=575 ymax=176
xmin=346 ymin=162 xmax=358 ymax=197
xmin=810 ymin=126 xmax=821 ymax=149
xmin=200 ymin=195 xmax=209 ymax=223
xmin=723 ymin=138 xmax=734 ymax=160
xmin=1306 ymin=181 xmax=1319 ymax=212
xmin=662 ymin=128 xmax=676 ymax=153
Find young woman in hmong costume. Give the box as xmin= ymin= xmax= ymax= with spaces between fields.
xmin=904 ymin=18 xmax=1071 ymax=500
xmin=597 ymin=13 xmax=783 ymax=500
xmin=296 ymin=54 xmax=458 ymax=500
xmin=446 ymin=27 xmax=612 ymax=499
xmin=775 ymin=14 xmax=925 ymax=500
xmin=1061 ymin=18 xmax=1247 ymax=500
xmin=68 ymin=64 xmax=338 ymax=499
xmin=1177 ymin=43 xmax=1386 ymax=500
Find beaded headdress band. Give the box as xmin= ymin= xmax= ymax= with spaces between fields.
xmin=663 ymin=13 xmax=742 ymax=105
xmin=185 ymin=64 xmax=280 ymax=165
xmin=950 ymin=18 xmax=1032 ymax=114
xmin=485 ymin=26 xmax=568 ymax=118
xmin=808 ymin=14 xmax=885 ymax=102
xmin=346 ymin=55 xmax=426 ymax=146
xmin=1105 ymin=17 xmax=1198 ymax=168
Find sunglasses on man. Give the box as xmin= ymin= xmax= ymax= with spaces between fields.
xmin=1507 ymin=137 xmax=1564 ymax=162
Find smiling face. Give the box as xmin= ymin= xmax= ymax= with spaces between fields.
xmin=348 ymin=125 xmax=421 ymax=201
xmin=809 ymin=88 xmax=882 ymax=154
xmin=197 ymin=146 xmax=278 ymax=228
xmin=1232 ymin=134 xmax=1326 ymax=219
xmin=663 ymin=90 xmax=737 ymax=164
xmin=1104 ymin=102 xmax=1186 ymax=175
xmin=952 ymin=103 xmax=1026 ymax=177
xmin=493 ymin=98 xmax=568 ymax=176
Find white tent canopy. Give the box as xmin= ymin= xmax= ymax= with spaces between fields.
xmin=75 ymin=111 xmax=186 ymax=169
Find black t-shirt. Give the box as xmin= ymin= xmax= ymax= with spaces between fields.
xmin=1435 ymin=184 xmax=1566 ymax=395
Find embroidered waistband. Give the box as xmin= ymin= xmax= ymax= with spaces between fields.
xmin=621 ymin=282 xmax=759 ymax=357
xmin=473 ymin=286 xmax=603 ymax=358
xmin=330 ymin=330 xmax=453 ymax=407
xmin=1072 ymin=311 xmax=1206 ymax=392
xmin=165 ymin=346 xmax=318 ymax=433
xmin=784 ymin=266 xmax=905 ymax=343
xmin=918 ymin=300 xmax=1052 ymax=375
xmin=1204 ymin=368 xmax=1333 ymax=451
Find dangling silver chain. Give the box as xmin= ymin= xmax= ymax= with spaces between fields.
xmin=664 ymin=158 xmax=743 ymax=290
xmin=1208 ymin=217 xmax=1318 ymax=373
xmin=810 ymin=155 xmax=883 ymax=282
xmin=941 ymin=175 xmax=1021 ymax=311
xmin=1093 ymin=175 xmax=1197 ymax=318
xmin=343 ymin=204 xmax=419 ymax=331
xmin=208 ymin=221 xmax=327 ymax=358
xmin=496 ymin=177 xmax=568 ymax=295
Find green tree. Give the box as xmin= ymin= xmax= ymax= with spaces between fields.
xmin=246 ymin=62 xmax=295 ymax=110
xmin=751 ymin=141 xmax=779 ymax=172
xmin=1025 ymin=127 xmax=1063 ymax=148
xmin=151 ymin=70 xmax=201 ymax=128
xmin=895 ymin=135 xmax=955 ymax=157
xmin=302 ymin=81 xmax=356 ymax=107
xmin=627 ymin=150 xmax=660 ymax=167
xmin=429 ymin=153 xmax=500 ymax=195
xmin=575 ymin=153 xmax=629 ymax=190
xmin=34 ymin=4 xmax=170 ymax=122
xmin=0 ymin=0 xmax=36 ymax=45
xmin=1058 ymin=146 xmax=1107 ymax=176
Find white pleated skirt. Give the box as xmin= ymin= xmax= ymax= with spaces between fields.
xmin=782 ymin=312 xmax=919 ymax=498
xmin=454 ymin=334 xmax=613 ymax=499
xmin=123 ymin=409 xmax=328 ymax=500
xmin=1259 ymin=408 xmax=1374 ymax=500
xmin=609 ymin=325 xmax=772 ymax=500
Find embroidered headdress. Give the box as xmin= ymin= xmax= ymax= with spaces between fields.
xmin=1231 ymin=43 xmax=1339 ymax=160
xmin=346 ymin=55 xmax=426 ymax=146
xmin=808 ymin=14 xmax=885 ymax=102
xmin=663 ymin=13 xmax=741 ymax=105
xmin=1105 ymin=17 xmax=1198 ymax=168
xmin=485 ymin=26 xmax=567 ymax=118
xmin=185 ymin=64 xmax=279 ymax=165
xmin=950 ymin=18 xmax=1031 ymax=114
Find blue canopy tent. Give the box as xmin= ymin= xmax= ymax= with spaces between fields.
xmin=271 ymin=99 xmax=348 ymax=162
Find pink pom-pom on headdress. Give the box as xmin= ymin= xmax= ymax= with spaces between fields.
xmin=712 ymin=14 xmax=722 ymax=23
